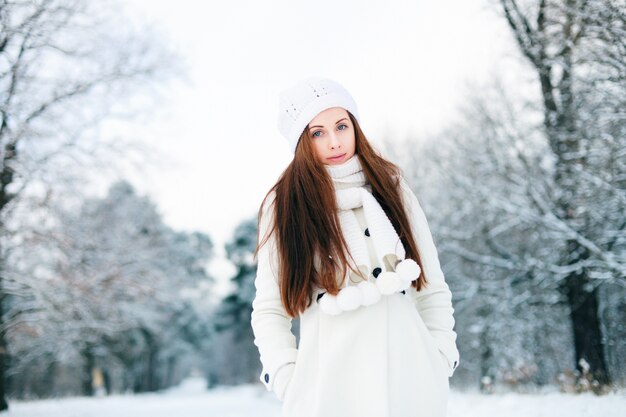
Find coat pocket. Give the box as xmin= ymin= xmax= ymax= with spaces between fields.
xmin=427 ymin=333 xmax=453 ymax=377
xmin=282 ymin=374 xmax=294 ymax=403
xmin=413 ymin=306 xmax=451 ymax=377
xmin=274 ymin=362 xmax=296 ymax=402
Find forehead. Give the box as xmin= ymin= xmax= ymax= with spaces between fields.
xmin=309 ymin=107 xmax=349 ymax=125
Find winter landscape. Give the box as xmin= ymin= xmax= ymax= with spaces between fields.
xmin=0 ymin=0 xmax=624 ymax=416
xmin=4 ymin=376 xmax=626 ymax=417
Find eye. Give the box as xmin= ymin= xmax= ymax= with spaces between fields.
xmin=312 ymin=131 xmax=322 ymax=137
xmin=338 ymin=124 xmax=348 ymax=130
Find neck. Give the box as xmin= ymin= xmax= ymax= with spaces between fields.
xmin=324 ymin=153 xmax=367 ymax=190
xmin=324 ymin=153 xmax=361 ymax=179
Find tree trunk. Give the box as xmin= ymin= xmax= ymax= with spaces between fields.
xmin=0 ymin=280 xmax=9 ymax=410
xmin=0 ymin=142 xmax=17 ymax=410
xmin=500 ymin=0 xmax=612 ymax=391
xmin=546 ymin=30 xmax=611 ymax=392
xmin=81 ymin=348 xmax=94 ymax=396
xmin=479 ymin=325 xmax=494 ymax=393
xmin=560 ymin=244 xmax=610 ymax=390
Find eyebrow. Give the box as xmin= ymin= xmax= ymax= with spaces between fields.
xmin=309 ymin=118 xmax=348 ymax=130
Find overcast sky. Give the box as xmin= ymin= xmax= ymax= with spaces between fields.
xmin=116 ymin=0 xmax=522 ymax=293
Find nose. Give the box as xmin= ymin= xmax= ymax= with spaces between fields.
xmin=328 ymin=131 xmax=341 ymax=149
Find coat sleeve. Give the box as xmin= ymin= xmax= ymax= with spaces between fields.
xmin=399 ymin=176 xmax=460 ymax=377
xmin=250 ymin=191 xmax=298 ymax=400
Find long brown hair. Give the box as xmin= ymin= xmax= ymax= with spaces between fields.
xmin=254 ymin=111 xmax=428 ymax=318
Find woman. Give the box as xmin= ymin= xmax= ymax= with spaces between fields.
xmin=250 ymin=76 xmax=460 ymax=417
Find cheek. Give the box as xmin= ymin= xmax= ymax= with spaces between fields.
xmin=312 ymin=140 xmax=325 ymax=157
xmin=346 ymin=132 xmax=356 ymax=147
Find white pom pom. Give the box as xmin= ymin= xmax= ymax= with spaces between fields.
xmin=318 ymin=292 xmax=342 ymax=315
xmin=376 ymin=271 xmax=403 ymax=295
xmin=396 ymin=258 xmax=421 ymax=282
xmin=336 ymin=285 xmax=363 ymax=311
xmin=357 ymin=281 xmax=381 ymax=306
xmin=397 ymin=276 xmax=412 ymax=291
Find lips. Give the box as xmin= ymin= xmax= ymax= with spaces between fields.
xmin=328 ymin=153 xmax=346 ymax=161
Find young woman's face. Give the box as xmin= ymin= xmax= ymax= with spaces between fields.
xmin=307 ymin=107 xmax=356 ymax=165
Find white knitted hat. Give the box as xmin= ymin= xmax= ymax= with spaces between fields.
xmin=277 ymin=76 xmax=360 ymax=154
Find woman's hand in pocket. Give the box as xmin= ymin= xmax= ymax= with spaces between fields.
xmin=273 ymin=362 xmax=296 ymax=402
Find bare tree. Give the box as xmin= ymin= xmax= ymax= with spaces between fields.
xmin=0 ymin=0 xmax=182 ymax=409
xmin=393 ymin=59 xmax=624 ymax=390
xmin=496 ymin=0 xmax=625 ymax=391
xmin=392 ymin=77 xmax=573 ymax=390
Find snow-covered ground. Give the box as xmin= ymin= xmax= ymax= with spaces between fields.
xmin=2 ymin=377 xmax=625 ymax=417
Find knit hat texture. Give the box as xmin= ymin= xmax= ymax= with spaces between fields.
xmin=277 ymin=76 xmax=360 ymax=153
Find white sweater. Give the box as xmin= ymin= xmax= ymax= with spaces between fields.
xmin=250 ymin=176 xmax=460 ymax=417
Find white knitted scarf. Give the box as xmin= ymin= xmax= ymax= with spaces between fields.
xmin=318 ymin=154 xmax=421 ymax=315
xmin=324 ymin=153 xmax=407 ymax=285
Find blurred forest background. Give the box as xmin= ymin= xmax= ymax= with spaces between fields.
xmin=0 ymin=0 xmax=623 ymax=412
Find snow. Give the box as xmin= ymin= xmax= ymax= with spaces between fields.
xmin=3 ymin=377 xmax=625 ymax=417
xmin=448 ymin=388 xmax=626 ymax=417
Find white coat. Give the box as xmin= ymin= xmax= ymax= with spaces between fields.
xmin=250 ymin=176 xmax=460 ymax=417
